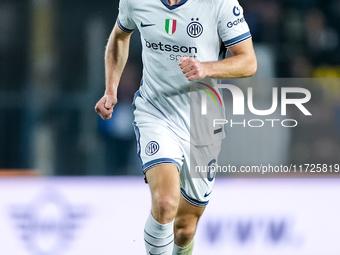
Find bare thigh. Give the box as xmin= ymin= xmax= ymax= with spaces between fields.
xmin=145 ymin=164 xmax=181 ymax=224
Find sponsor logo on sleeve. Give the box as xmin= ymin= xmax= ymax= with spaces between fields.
xmin=233 ymin=6 xmax=241 ymax=16
xmin=227 ymin=17 xmax=245 ymax=28
xmin=228 ymin=6 xmax=244 ymax=28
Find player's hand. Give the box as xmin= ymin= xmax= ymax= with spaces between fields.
xmin=179 ymin=57 xmax=207 ymax=81
xmin=94 ymin=94 xmax=117 ymax=120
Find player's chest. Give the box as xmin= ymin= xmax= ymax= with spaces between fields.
xmin=133 ymin=4 xmax=217 ymax=43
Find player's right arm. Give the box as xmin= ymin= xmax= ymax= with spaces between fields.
xmin=94 ymin=22 xmax=132 ymax=120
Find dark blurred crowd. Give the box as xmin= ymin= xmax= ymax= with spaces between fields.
xmin=0 ymin=0 xmax=339 ymax=173
xmin=242 ymin=0 xmax=340 ymax=77
xmin=241 ymin=0 xmax=340 ymax=164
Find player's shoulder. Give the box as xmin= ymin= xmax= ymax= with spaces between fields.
xmin=203 ymin=0 xmax=241 ymax=19
xmin=196 ymin=0 xmax=222 ymax=6
xmin=200 ymin=0 xmax=239 ymax=7
xmin=196 ymin=0 xmax=229 ymax=4
xmin=196 ymin=0 xmax=235 ymax=11
xmin=195 ymin=0 xmax=225 ymax=14
xmin=119 ymin=0 xmax=142 ymax=10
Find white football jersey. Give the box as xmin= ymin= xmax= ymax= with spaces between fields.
xmin=118 ymin=0 xmax=251 ymax=145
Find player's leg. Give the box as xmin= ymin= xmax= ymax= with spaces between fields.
xmin=170 ymin=139 xmax=223 ymax=254
xmin=143 ymin=164 xmax=181 ymax=255
xmin=172 ymin=196 xmax=205 ymax=254
xmin=146 ymin=164 xmax=181 ymax=223
xmin=133 ymin=101 xmax=183 ymax=254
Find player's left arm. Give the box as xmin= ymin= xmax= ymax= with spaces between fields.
xmin=179 ymin=38 xmax=257 ymax=80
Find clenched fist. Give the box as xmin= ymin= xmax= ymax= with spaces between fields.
xmin=94 ymin=95 xmax=117 ymax=120
xmin=179 ymin=57 xmax=208 ymax=81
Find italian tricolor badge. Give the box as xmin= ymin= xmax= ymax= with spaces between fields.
xmin=165 ymin=19 xmax=177 ymax=35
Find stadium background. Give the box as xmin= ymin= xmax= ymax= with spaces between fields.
xmin=0 ymin=0 xmax=340 ymax=254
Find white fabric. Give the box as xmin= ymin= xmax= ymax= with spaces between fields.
xmin=133 ymin=93 xmax=222 ymax=206
xmin=119 ymin=0 xmax=251 ymax=145
xmin=144 ymin=211 xmax=174 ymax=255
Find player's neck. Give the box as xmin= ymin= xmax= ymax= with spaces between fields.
xmin=167 ymin=0 xmax=182 ymax=6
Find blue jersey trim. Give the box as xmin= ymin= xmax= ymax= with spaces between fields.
xmin=132 ymin=91 xmax=142 ymax=162
xmin=143 ymin=158 xmax=181 ymax=173
xmin=132 ymin=91 xmax=142 ymax=163
xmin=224 ymin=32 xmax=251 ymax=48
xmin=117 ymin=18 xmax=135 ymax=33
xmin=160 ymin=0 xmax=188 ymax=10
xmin=132 ymin=90 xmax=141 ymax=111
xmin=180 ymin=188 xmax=209 ymax=207
xmin=133 ymin=122 xmax=142 ymax=163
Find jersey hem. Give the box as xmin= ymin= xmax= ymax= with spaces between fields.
xmin=180 ymin=188 xmax=209 ymax=207
xmin=117 ymin=18 xmax=135 ymax=33
xmin=142 ymin=158 xmax=182 ymax=173
xmin=224 ymin=31 xmax=252 ymax=48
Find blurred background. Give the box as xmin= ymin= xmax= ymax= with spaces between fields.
xmin=0 ymin=0 xmax=339 ymax=175
xmin=1 ymin=1 xmax=340 ymax=255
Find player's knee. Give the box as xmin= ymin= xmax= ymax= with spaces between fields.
xmin=174 ymin=221 xmax=196 ymax=245
xmin=152 ymin=193 xmax=179 ymax=222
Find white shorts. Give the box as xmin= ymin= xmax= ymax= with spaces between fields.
xmin=133 ymin=91 xmax=222 ymax=207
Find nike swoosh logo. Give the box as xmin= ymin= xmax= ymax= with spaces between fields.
xmin=149 ymin=252 xmax=166 ymax=255
xmin=204 ymin=190 xmax=212 ymax=197
xmin=141 ymin=22 xmax=155 ymax=27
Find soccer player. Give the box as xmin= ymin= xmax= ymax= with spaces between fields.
xmin=95 ymin=0 xmax=257 ymax=254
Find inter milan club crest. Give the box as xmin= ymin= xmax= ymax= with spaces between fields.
xmin=187 ymin=18 xmax=203 ymax=38
xmin=165 ymin=19 xmax=177 ymax=35
xmin=145 ymin=141 xmax=160 ymax=156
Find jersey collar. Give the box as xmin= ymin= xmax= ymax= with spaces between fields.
xmin=160 ymin=0 xmax=188 ymax=10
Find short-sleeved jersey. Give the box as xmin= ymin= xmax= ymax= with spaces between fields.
xmin=118 ymin=0 xmax=251 ymax=145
